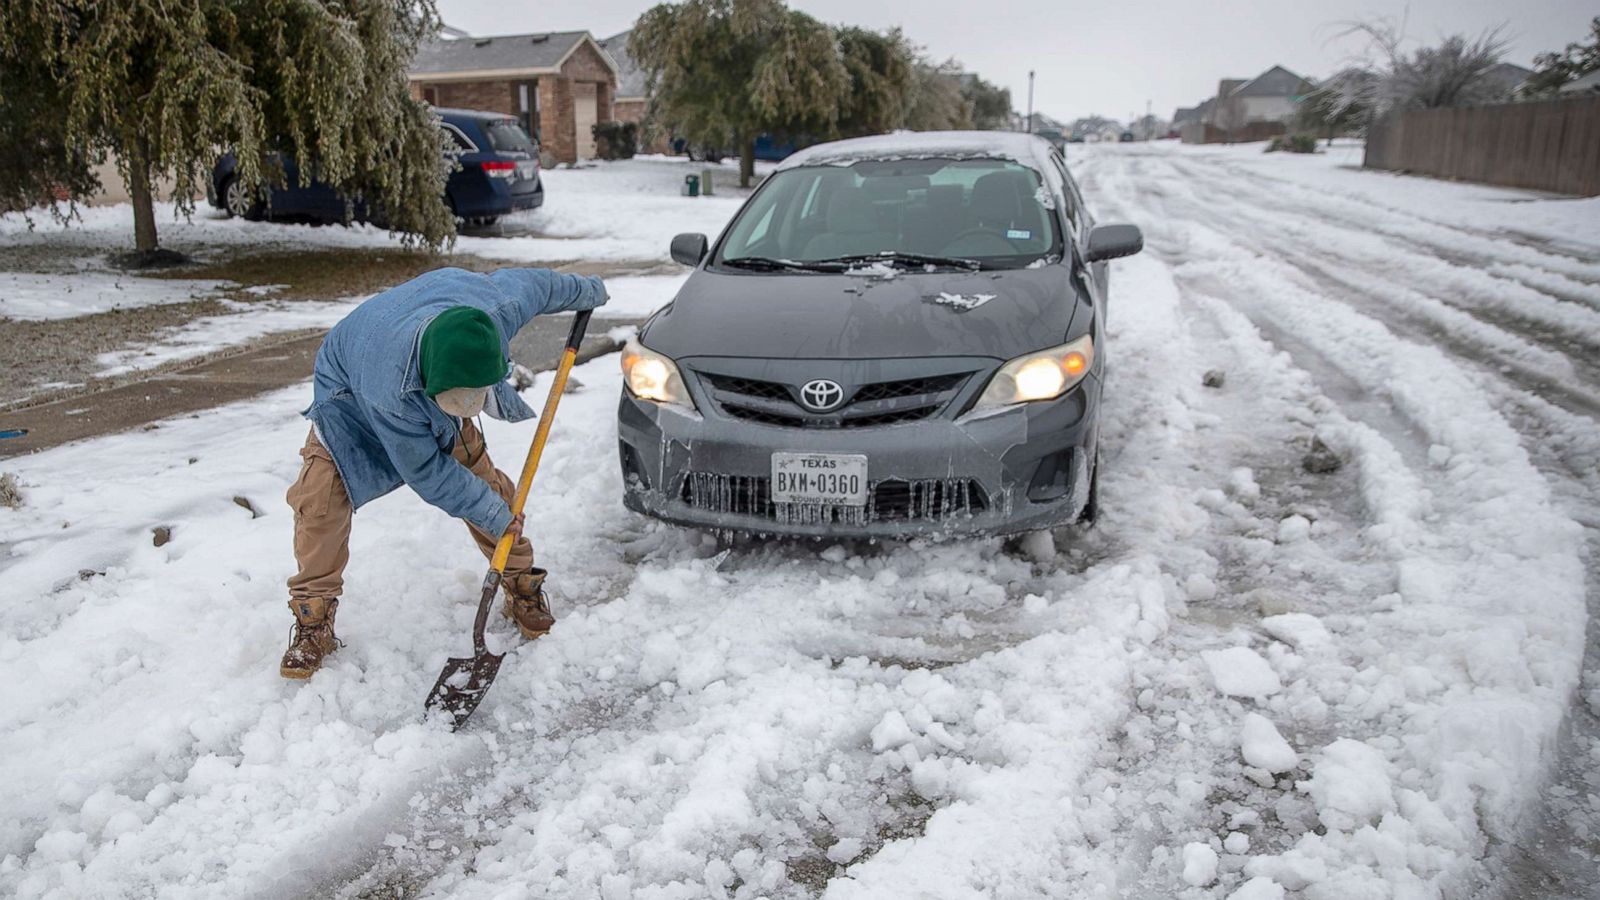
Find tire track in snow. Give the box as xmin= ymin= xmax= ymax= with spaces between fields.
xmin=1076 ymin=146 xmax=1589 ymax=898
xmin=1147 ymin=153 xmax=1600 ymax=369
xmin=1112 ymin=146 xmax=1600 ymax=900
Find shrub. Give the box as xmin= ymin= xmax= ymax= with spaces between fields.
xmin=1265 ymin=134 xmax=1318 ymax=154
xmin=593 ymin=122 xmax=639 ymax=160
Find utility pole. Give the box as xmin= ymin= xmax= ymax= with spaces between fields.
xmin=1026 ymin=70 xmax=1035 ymax=133
xmin=1145 ymin=99 xmax=1152 ymax=140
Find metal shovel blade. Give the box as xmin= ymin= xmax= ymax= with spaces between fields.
xmin=424 ymin=648 xmax=505 ymax=730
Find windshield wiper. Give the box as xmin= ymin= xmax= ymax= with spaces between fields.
xmin=815 ymin=251 xmax=984 ymax=272
xmin=720 ymin=256 xmax=843 ymax=272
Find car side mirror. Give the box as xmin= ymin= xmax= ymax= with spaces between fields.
xmin=670 ymin=233 xmax=708 ymax=267
xmin=1084 ymin=224 xmax=1144 ymax=262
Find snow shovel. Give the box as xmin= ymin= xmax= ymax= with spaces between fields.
xmin=424 ymin=310 xmax=593 ymax=730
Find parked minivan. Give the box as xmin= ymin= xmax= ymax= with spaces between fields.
xmin=207 ymin=108 xmax=543 ymax=228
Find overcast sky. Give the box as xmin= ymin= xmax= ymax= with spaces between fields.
xmin=436 ymin=0 xmax=1598 ymax=124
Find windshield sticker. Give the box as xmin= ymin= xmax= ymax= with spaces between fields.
xmin=925 ymin=292 xmax=997 ymax=312
xmin=1006 ymin=229 xmax=1032 ymax=240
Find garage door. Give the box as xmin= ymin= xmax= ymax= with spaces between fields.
xmin=574 ymin=83 xmax=598 ymax=161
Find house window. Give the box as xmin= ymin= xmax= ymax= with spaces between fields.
xmin=422 ymin=85 xmax=438 ymax=106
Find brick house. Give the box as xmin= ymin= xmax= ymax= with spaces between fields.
xmin=409 ymin=30 xmax=620 ymax=165
xmin=597 ymin=30 xmax=648 ymax=127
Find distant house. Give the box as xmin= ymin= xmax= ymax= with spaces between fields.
xmin=1179 ymin=65 xmax=1312 ymax=143
xmin=597 ymin=31 xmax=648 ymax=127
xmin=1212 ymin=65 xmax=1314 ymax=131
xmin=1483 ymin=62 xmax=1534 ymax=98
xmin=1559 ymin=69 xmax=1600 ymax=96
xmin=409 ymin=29 xmax=620 ymax=164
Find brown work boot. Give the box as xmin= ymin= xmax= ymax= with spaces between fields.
xmin=503 ymin=568 xmax=555 ymax=639
xmin=280 ymin=597 xmax=340 ymax=679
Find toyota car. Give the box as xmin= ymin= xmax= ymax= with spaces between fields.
xmin=617 ymin=132 xmax=1143 ymax=538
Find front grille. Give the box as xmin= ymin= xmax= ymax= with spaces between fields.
xmin=853 ymin=374 xmax=968 ymax=403
xmin=699 ymin=371 xmax=972 ymax=429
xmin=707 ymin=376 xmax=790 ymax=402
xmin=679 ymin=473 xmax=987 ymax=524
xmin=717 ymin=404 xmax=941 ymax=429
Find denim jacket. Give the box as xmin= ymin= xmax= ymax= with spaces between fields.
xmin=304 ymin=267 xmax=605 ymax=535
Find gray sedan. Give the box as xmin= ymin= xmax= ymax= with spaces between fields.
xmin=617 ymin=132 xmax=1143 ymax=538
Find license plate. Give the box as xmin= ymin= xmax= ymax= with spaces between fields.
xmin=516 ymin=161 xmax=536 ymax=180
xmin=771 ymin=452 xmax=868 ymax=506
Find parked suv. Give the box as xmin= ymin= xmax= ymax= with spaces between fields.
xmin=207 ymin=108 xmax=543 ymax=227
xmin=617 ymin=132 xmax=1143 ymax=539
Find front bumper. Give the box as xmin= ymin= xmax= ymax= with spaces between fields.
xmin=617 ymin=367 xmax=1101 ymax=539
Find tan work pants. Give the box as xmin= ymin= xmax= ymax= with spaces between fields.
xmin=286 ymin=420 xmax=533 ymax=601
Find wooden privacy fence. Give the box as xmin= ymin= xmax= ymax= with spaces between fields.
xmin=1364 ymin=96 xmax=1600 ymax=196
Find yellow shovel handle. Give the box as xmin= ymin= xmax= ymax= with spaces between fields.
xmin=489 ymin=310 xmax=592 ymax=573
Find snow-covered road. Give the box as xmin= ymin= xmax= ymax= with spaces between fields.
xmin=2 ymin=143 xmax=1597 ymax=899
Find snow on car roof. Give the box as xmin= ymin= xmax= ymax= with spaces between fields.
xmin=777 ymin=130 xmax=1060 ymax=175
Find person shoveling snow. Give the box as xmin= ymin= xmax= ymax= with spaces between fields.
xmin=281 ymin=267 xmax=608 ymax=679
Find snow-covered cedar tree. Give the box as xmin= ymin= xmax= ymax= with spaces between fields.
xmin=961 ymin=74 xmax=1012 ymax=131
xmin=1524 ymin=16 xmax=1600 ymax=97
xmin=0 ymin=0 xmax=456 ymax=259
xmin=835 ymin=26 xmax=917 ymax=139
xmin=631 ymin=0 xmax=848 ymax=188
xmin=903 ymin=59 xmax=973 ymax=132
xmin=1338 ymin=21 xmax=1515 ymax=113
xmin=1295 ymin=68 xmax=1379 ymax=143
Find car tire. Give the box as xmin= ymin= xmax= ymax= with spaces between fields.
xmin=222 ymin=176 xmax=264 ymax=221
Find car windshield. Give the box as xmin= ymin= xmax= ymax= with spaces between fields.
xmin=483 ymin=120 xmax=536 ymax=155
xmin=715 ymin=157 xmax=1060 ymax=270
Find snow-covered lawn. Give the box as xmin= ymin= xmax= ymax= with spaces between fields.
xmin=0 ymin=272 xmax=233 ymax=322
xmin=0 ymin=156 xmax=756 ymax=267
xmin=1 ymin=141 xmax=1597 ymax=899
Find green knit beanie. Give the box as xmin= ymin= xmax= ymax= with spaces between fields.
xmin=420 ymin=307 xmax=507 ymax=397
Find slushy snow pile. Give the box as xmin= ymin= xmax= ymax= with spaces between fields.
xmin=1 ymin=140 xmax=1596 ymax=899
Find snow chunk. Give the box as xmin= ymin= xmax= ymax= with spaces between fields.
xmin=925 ymin=291 xmax=997 ymax=312
xmin=870 ymin=710 xmax=916 ymax=752
xmin=1202 ymin=647 xmax=1282 ymax=698
xmin=1276 ymin=515 xmax=1311 ymax=543
xmin=1180 ymin=842 xmax=1218 ymax=886
xmin=827 ymin=837 xmax=865 ymax=864
xmin=1227 ymin=876 xmax=1285 ymax=900
xmin=1226 ymin=467 xmax=1261 ymax=502
xmin=1184 ymin=572 xmax=1218 ymax=602
xmin=1224 ymin=831 xmax=1250 ymax=854
xmin=1301 ymin=739 xmax=1395 ymax=830
xmin=1240 ymin=713 xmax=1299 ymax=772
xmin=1260 ymin=613 xmax=1330 ymax=650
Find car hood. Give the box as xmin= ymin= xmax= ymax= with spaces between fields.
xmin=640 ymin=266 xmax=1082 ymax=361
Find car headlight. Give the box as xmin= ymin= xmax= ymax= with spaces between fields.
xmin=621 ymin=339 xmax=694 ymax=407
xmin=973 ymin=334 xmax=1094 ymax=410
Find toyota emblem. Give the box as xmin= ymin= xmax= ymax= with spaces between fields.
xmin=799 ymin=379 xmax=845 ymax=412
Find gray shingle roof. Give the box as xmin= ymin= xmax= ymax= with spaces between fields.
xmin=1229 ymin=65 xmax=1313 ymax=99
xmin=598 ymin=30 xmax=648 ymax=100
xmin=412 ymin=30 xmax=591 ymax=76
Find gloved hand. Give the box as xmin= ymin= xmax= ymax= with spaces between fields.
xmin=583 ymin=275 xmax=610 ymax=310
